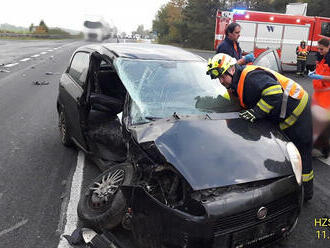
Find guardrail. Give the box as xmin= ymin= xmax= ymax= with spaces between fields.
xmin=0 ymin=33 xmax=81 ymax=39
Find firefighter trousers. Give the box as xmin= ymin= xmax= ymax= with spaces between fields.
xmin=283 ymin=98 xmax=313 ymax=200
xmin=297 ymin=60 xmax=306 ymax=74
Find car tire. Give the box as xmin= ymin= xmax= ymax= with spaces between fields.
xmin=58 ymin=109 xmax=73 ymax=147
xmin=77 ymin=163 xmax=134 ymax=231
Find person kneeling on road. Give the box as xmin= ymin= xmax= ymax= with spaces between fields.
xmin=206 ymin=53 xmax=314 ymax=201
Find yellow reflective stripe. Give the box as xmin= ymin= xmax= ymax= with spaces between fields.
xmin=280 ymin=92 xmax=308 ymax=130
xmin=223 ymin=91 xmax=230 ymax=100
xmin=261 ymin=85 xmax=283 ymax=96
xmin=257 ymin=99 xmax=274 ymax=113
xmin=302 ymin=170 xmax=314 ymax=182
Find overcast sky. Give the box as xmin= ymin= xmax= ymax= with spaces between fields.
xmin=1 ymin=0 xmax=169 ymax=33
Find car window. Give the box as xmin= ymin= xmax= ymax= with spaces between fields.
xmin=68 ymin=52 xmax=90 ymax=87
xmin=321 ymin=22 xmax=330 ymax=37
xmin=114 ymin=58 xmax=241 ymax=124
xmin=253 ymin=49 xmax=282 ymax=73
xmin=84 ymin=21 xmax=103 ymax=29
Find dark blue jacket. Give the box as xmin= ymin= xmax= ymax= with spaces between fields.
xmin=316 ymin=51 xmax=330 ymax=66
xmin=231 ymin=65 xmax=300 ymax=123
xmin=216 ymin=37 xmax=242 ymax=60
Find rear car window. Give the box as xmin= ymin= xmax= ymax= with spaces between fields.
xmin=68 ymin=52 xmax=90 ymax=87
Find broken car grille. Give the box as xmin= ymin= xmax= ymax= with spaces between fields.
xmin=213 ymin=193 xmax=298 ymax=236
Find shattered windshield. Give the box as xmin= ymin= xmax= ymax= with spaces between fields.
xmin=114 ymin=58 xmax=241 ymax=124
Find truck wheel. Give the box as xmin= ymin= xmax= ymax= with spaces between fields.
xmin=78 ymin=163 xmax=134 ymax=231
xmin=58 ymin=109 xmax=72 ymax=147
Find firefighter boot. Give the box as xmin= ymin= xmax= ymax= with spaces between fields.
xmin=303 ymin=180 xmax=313 ymax=202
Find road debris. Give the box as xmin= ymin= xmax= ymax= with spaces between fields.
xmin=64 ymin=228 xmax=124 ymax=248
xmin=33 ymin=80 xmax=49 ymax=85
xmin=0 ymin=69 xmax=10 ymax=73
xmin=45 ymin=71 xmax=60 ymax=75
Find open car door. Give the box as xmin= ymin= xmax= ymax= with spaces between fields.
xmin=253 ymin=49 xmax=283 ymax=73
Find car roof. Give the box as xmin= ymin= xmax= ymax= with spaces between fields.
xmin=79 ymin=43 xmax=205 ymax=61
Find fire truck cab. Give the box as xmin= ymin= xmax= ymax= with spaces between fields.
xmin=215 ymin=9 xmax=330 ymax=71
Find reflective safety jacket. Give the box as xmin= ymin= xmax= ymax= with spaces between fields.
xmin=296 ymin=46 xmax=308 ymax=61
xmin=313 ymin=55 xmax=330 ymax=109
xmin=236 ymin=65 xmax=308 ymax=130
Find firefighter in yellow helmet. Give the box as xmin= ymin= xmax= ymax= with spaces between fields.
xmin=296 ymin=40 xmax=308 ymax=76
xmin=207 ymin=53 xmax=314 ymax=201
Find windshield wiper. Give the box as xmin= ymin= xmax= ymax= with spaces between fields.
xmin=172 ymin=112 xmax=180 ymax=120
xmin=144 ymin=116 xmax=162 ymax=121
xmin=144 ymin=113 xmax=181 ymax=121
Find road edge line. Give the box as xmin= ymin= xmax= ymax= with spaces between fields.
xmin=57 ymin=151 xmax=85 ymax=248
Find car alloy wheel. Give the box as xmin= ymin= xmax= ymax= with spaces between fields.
xmin=58 ymin=110 xmax=72 ymax=146
xmin=89 ymin=169 xmax=125 ymax=209
xmin=77 ymin=163 xmax=134 ymax=230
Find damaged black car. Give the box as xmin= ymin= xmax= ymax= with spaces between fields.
xmin=57 ymin=43 xmax=303 ymax=248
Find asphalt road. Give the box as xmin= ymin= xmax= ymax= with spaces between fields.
xmin=0 ymin=39 xmax=329 ymax=248
xmin=0 ymin=39 xmax=84 ymax=248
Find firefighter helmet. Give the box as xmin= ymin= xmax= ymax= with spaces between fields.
xmin=206 ymin=53 xmax=237 ymax=79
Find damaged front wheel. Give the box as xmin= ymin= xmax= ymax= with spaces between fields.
xmin=77 ymin=163 xmax=134 ymax=231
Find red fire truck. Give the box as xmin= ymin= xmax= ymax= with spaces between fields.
xmin=214 ymin=9 xmax=330 ymax=70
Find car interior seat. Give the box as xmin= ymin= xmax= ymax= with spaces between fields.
xmin=89 ymin=70 xmax=127 ymax=115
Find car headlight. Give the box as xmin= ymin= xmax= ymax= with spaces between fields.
xmin=286 ymin=142 xmax=302 ymax=185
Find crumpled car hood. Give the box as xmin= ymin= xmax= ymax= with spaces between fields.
xmin=130 ymin=115 xmax=292 ymax=190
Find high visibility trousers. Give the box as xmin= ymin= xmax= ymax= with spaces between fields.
xmin=283 ymin=98 xmax=313 ymax=187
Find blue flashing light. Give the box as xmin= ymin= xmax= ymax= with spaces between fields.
xmin=232 ymin=9 xmax=246 ymax=15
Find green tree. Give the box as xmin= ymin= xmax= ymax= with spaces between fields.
xmin=39 ymin=20 xmax=48 ymax=32
xmin=29 ymin=23 xmax=34 ymax=32
xmin=153 ymin=5 xmax=170 ymax=42
xmin=182 ymin=0 xmax=224 ymax=49
xmin=153 ymin=0 xmax=187 ymax=43
xmin=136 ymin=24 xmax=144 ymax=36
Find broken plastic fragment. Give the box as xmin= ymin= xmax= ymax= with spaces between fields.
xmin=33 ymin=81 xmax=50 ymax=85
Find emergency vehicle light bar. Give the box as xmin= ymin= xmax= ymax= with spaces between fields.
xmin=232 ymin=9 xmax=246 ymax=15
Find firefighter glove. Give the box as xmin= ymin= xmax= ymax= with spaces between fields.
xmin=239 ymin=109 xmax=256 ymax=123
xmin=308 ymin=71 xmax=323 ymax=80
xmin=244 ymin=53 xmax=255 ymax=63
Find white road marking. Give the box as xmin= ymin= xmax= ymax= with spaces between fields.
xmin=0 ymin=219 xmax=28 ymax=237
xmin=48 ymin=49 xmax=53 ymax=52
xmin=20 ymin=58 xmax=31 ymax=62
xmin=4 ymin=63 xmax=19 ymax=68
xmin=318 ymin=156 xmax=330 ymax=165
xmin=40 ymin=52 xmax=48 ymax=55
xmin=31 ymin=54 xmax=40 ymax=58
xmin=57 ymin=151 xmax=85 ymax=248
